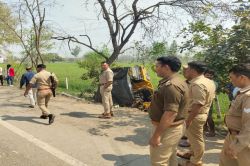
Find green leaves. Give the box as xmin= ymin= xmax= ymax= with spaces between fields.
xmin=0 ymin=2 xmax=19 ymax=44
xmin=180 ymin=14 xmax=250 ymax=92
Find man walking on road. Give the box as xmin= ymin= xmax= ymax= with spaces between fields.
xmin=179 ymin=61 xmax=216 ymax=166
xmin=20 ymin=66 xmax=37 ymax=108
xmin=6 ymin=64 xmax=15 ymax=86
xmin=24 ymin=64 xmax=58 ymax=124
xmin=0 ymin=66 xmax=3 ymax=86
xmin=219 ymin=63 xmax=250 ymax=166
xmin=148 ymin=56 xmax=189 ymax=166
xmin=98 ymin=61 xmax=114 ymax=119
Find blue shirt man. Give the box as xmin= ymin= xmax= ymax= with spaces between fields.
xmin=20 ymin=67 xmax=37 ymax=108
xmin=20 ymin=68 xmax=37 ymax=88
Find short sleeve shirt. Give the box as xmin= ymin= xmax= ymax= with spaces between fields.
xmin=225 ymin=86 xmax=250 ymax=153
xmin=148 ymin=74 xmax=189 ymax=122
xmin=30 ymin=70 xmax=58 ymax=89
xmin=99 ymin=68 xmax=114 ymax=85
xmin=189 ymin=75 xmax=216 ymax=114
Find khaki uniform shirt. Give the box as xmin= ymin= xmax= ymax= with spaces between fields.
xmin=148 ymin=74 xmax=189 ymax=122
xmin=189 ymin=75 xmax=216 ymax=114
xmin=30 ymin=70 xmax=59 ymax=89
xmin=99 ymin=68 xmax=114 ymax=88
xmin=225 ymin=85 xmax=250 ymax=153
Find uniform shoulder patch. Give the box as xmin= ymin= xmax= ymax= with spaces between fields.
xmin=244 ymin=108 xmax=250 ymax=113
xmin=164 ymin=80 xmax=172 ymax=87
xmin=245 ymin=90 xmax=250 ymax=96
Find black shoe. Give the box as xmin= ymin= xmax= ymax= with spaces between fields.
xmin=29 ymin=105 xmax=35 ymax=108
xmin=48 ymin=114 xmax=55 ymax=125
xmin=40 ymin=115 xmax=48 ymax=119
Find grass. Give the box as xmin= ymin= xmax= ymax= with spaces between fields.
xmin=213 ymin=93 xmax=230 ymax=126
xmin=46 ymin=62 xmax=92 ymax=96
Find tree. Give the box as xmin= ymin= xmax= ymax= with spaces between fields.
xmin=180 ymin=6 xmax=250 ymax=90
xmin=1 ymin=0 xmax=54 ymax=67
xmin=133 ymin=41 xmax=151 ymax=65
xmin=42 ymin=53 xmax=64 ymax=62
xmin=78 ymin=47 xmax=109 ymax=92
xmin=53 ymin=0 xmax=231 ymax=65
xmin=150 ymin=41 xmax=168 ymax=59
xmin=168 ymin=40 xmax=178 ymax=56
xmin=71 ymin=46 xmax=81 ymax=58
xmin=0 ymin=2 xmax=19 ymax=45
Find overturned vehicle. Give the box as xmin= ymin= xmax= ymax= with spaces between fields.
xmin=94 ymin=65 xmax=154 ymax=111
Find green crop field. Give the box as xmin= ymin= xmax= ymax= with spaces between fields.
xmin=46 ymin=62 xmax=92 ymax=95
xmin=46 ymin=62 xmax=160 ymax=96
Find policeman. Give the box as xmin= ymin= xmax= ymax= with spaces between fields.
xmin=24 ymin=64 xmax=58 ymax=125
xmin=180 ymin=61 xmax=216 ymax=166
xmin=148 ymin=56 xmax=189 ymax=166
xmin=219 ymin=63 xmax=250 ymax=166
xmin=98 ymin=61 xmax=114 ymax=119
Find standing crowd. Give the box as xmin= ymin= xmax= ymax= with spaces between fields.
xmin=92 ymin=58 xmax=250 ymax=166
xmin=0 ymin=64 xmax=15 ymax=86
xmin=146 ymin=56 xmax=250 ymax=166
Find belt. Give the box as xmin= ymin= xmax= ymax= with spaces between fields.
xmin=151 ymin=120 xmax=184 ymax=127
xmin=188 ymin=111 xmax=207 ymax=114
xmin=100 ymin=83 xmax=113 ymax=86
xmin=228 ymin=128 xmax=240 ymax=135
xmin=38 ymin=88 xmax=51 ymax=91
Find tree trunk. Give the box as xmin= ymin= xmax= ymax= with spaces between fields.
xmin=107 ymin=50 xmax=120 ymax=64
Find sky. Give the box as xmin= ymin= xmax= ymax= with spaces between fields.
xmin=4 ymin=0 xmax=240 ymax=58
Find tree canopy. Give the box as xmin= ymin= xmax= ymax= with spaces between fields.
xmin=0 ymin=2 xmax=19 ymax=45
xmin=180 ymin=8 xmax=250 ymax=90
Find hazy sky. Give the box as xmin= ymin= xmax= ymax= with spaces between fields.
xmin=45 ymin=0 xmax=193 ymax=57
xmin=5 ymin=0 xmax=238 ymax=57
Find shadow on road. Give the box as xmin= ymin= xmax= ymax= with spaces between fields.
xmin=60 ymin=112 xmax=97 ymax=118
xmin=115 ymin=127 xmax=150 ymax=146
xmin=102 ymin=154 xmax=150 ymax=166
xmin=87 ymin=109 xmax=151 ymax=146
xmin=1 ymin=103 xmax=32 ymax=108
xmin=0 ymin=115 xmax=47 ymax=125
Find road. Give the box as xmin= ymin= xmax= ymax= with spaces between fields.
xmin=0 ymin=86 xmax=223 ymax=166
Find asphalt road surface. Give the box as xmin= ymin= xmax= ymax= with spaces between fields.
xmin=0 ymin=86 xmax=224 ymax=166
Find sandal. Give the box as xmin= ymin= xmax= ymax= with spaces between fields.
xmin=98 ymin=113 xmax=111 ymax=119
xmin=177 ymin=151 xmax=193 ymax=160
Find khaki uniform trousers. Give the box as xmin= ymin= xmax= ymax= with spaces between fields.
xmin=187 ymin=114 xmax=207 ymax=164
xmin=100 ymin=86 xmax=113 ymax=113
xmin=37 ymin=89 xmax=52 ymax=116
xmin=150 ymin=124 xmax=185 ymax=166
xmin=219 ymin=134 xmax=250 ymax=166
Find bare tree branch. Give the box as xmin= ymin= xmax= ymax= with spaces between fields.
xmin=52 ymin=36 xmax=108 ymax=59
xmin=53 ymin=0 xmax=233 ymax=64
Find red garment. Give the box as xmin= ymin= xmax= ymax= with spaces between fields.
xmin=8 ymin=68 xmax=15 ymax=77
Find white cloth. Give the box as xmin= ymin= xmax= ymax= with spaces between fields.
xmin=0 ymin=67 xmax=2 ymax=75
xmin=28 ymin=88 xmax=37 ymax=106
